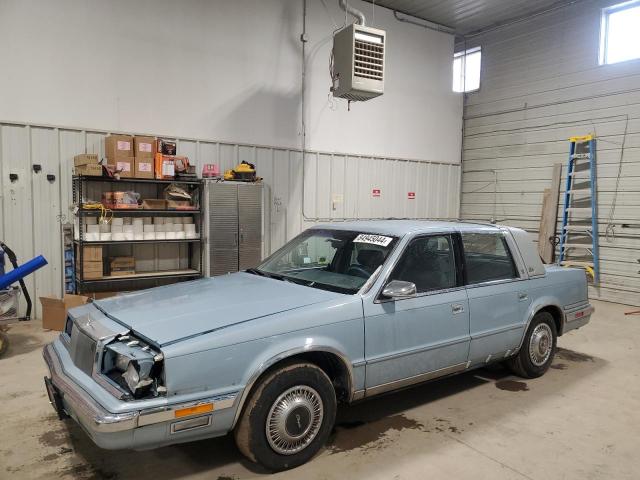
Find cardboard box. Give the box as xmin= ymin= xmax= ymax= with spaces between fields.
xmin=141 ymin=199 xmax=167 ymax=209
xmin=74 ymin=164 xmax=102 ymax=176
xmin=79 ymin=260 xmax=103 ymax=280
xmin=74 ymin=153 xmax=99 ymax=166
xmin=134 ymin=157 xmax=154 ymax=179
xmin=105 ymin=134 xmax=134 ymax=160
xmin=107 ymin=156 xmax=134 ymax=178
xmin=166 ymin=200 xmax=194 ymax=210
xmin=110 ymin=256 xmax=135 ymax=276
xmin=134 ymin=136 xmax=156 ymax=158
xmin=40 ymin=295 xmax=89 ymax=331
xmin=82 ymin=246 xmax=103 ymax=262
xmin=154 ymin=153 xmax=175 ymax=179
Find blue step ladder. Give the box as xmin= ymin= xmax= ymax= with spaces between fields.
xmin=558 ymin=135 xmax=599 ymax=285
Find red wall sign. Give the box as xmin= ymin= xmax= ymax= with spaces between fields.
xmin=372 ymin=188 xmax=381 ymax=197
xmin=408 ymin=192 xmax=416 ymax=199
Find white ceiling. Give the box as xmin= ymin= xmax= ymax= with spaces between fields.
xmin=363 ymin=0 xmax=581 ymax=35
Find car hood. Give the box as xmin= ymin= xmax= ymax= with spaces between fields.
xmin=93 ymin=273 xmax=345 ymax=346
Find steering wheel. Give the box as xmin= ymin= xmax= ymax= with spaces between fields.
xmin=346 ymin=265 xmax=371 ymax=279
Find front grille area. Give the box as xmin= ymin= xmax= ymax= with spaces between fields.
xmin=354 ymin=39 xmax=384 ymax=81
xmin=70 ymin=327 xmax=97 ymax=376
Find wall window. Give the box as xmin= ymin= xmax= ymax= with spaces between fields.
xmin=390 ymin=235 xmax=456 ymax=293
xmin=453 ymin=47 xmax=481 ymax=93
xmin=461 ymin=233 xmax=518 ymax=284
xmin=600 ymin=1 xmax=640 ymax=65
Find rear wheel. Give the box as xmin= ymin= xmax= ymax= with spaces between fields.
xmin=505 ymin=311 xmax=557 ymax=378
xmin=234 ymin=361 xmax=336 ymax=471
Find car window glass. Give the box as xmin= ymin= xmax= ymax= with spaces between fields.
xmin=258 ymin=230 xmax=398 ymax=294
xmin=461 ymin=232 xmax=518 ymax=284
xmin=389 ymin=235 xmax=456 ymax=293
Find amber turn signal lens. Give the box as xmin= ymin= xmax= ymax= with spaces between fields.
xmin=174 ymin=403 xmax=214 ymax=418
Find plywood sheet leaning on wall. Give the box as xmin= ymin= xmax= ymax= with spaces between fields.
xmin=538 ymin=163 xmax=562 ymax=263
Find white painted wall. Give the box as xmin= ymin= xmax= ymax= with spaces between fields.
xmin=0 ymin=0 xmax=462 ymax=163
xmin=0 ymin=0 xmax=463 ymax=315
xmin=459 ymin=0 xmax=640 ymax=305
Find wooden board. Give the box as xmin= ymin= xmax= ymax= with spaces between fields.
xmin=538 ymin=163 xmax=562 ymax=263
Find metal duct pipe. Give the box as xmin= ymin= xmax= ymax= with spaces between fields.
xmin=338 ymin=0 xmax=365 ymax=26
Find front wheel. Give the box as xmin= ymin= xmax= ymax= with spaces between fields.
xmin=505 ymin=311 xmax=557 ymax=378
xmin=234 ymin=361 xmax=337 ymax=471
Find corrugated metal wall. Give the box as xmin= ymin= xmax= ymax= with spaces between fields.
xmin=459 ymin=0 xmax=640 ymax=306
xmin=0 ymin=121 xmax=460 ymax=317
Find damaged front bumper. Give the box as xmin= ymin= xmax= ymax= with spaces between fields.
xmin=42 ymin=342 xmax=238 ymax=450
xmin=43 ymin=343 xmax=139 ymax=433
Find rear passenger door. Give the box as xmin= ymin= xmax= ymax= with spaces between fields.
xmin=461 ymin=231 xmax=529 ymax=366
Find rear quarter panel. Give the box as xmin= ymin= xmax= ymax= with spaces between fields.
xmin=525 ymin=265 xmax=589 ymax=335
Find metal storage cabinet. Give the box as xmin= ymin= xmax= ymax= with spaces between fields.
xmin=205 ymin=182 xmax=263 ymax=276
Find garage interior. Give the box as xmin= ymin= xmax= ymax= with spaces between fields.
xmin=0 ymin=0 xmax=639 ymax=478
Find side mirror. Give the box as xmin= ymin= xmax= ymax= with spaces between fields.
xmin=382 ymin=280 xmax=417 ymax=299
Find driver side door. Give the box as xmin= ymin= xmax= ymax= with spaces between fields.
xmin=362 ymin=234 xmax=470 ymax=395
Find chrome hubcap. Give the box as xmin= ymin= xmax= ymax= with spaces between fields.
xmin=529 ymin=323 xmax=553 ymax=366
xmin=266 ymin=385 xmax=324 ymax=455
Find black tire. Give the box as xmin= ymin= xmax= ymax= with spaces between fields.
xmin=505 ymin=311 xmax=557 ymax=378
xmin=0 ymin=331 xmax=9 ymax=358
xmin=234 ymin=361 xmax=337 ymax=472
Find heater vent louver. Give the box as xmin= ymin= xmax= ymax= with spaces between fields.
xmin=354 ymin=39 xmax=384 ymax=81
xmin=332 ymin=24 xmax=385 ymax=101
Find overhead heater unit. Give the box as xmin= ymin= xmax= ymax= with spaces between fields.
xmin=331 ymin=23 xmax=386 ymax=101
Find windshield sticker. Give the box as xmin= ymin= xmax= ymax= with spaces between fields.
xmin=353 ymin=233 xmax=393 ymax=247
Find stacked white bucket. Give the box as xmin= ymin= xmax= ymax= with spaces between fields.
xmin=82 ymin=217 xmax=197 ymax=241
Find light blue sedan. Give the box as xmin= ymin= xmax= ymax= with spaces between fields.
xmin=43 ymin=220 xmax=593 ymax=471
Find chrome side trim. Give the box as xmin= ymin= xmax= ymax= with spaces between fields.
xmin=365 ymin=337 xmax=469 ymax=365
xmin=564 ymin=301 xmax=589 ymax=311
xmin=43 ymin=343 xmax=139 ymax=433
xmin=470 ymin=323 xmax=523 ymax=340
xmin=138 ymin=394 xmax=237 ymax=427
xmin=463 ymin=277 xmax=526 ymax=290
xmin=364 ymin=362 xmax=467 ymax=397
xmin=170 ymin=415 xmax=212 ymax=434
xmin=352 ymin=389 xmax=365 ymax=401
xmin=565 ymin=304 xmax=594 ymax=323
xmin=230 ymin=345 xmax=356 ymax=429
xmin=374 ymin=285 xmax=467 ymax=304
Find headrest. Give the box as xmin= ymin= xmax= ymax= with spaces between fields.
xmin=357 ymin=249 xmax=384 ymax=268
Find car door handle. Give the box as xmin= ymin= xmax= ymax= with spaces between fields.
xmin=451 ymin=304 xmax=464 ymax=314
xmin=518 ymin=292 xmax=529 ymax=302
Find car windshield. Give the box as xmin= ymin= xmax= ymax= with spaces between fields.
xmin=251 ymin=229 xmax=399 ymax=294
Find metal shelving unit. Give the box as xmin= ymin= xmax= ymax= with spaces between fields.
xmin=72 ymin=175 xmax=204 ymax=293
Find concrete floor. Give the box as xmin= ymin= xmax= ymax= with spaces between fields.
xmin=1 ymin=299 xmax=638 ymax=479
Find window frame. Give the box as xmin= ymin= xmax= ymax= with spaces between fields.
xmin=375 ymin=233 xmax=465 ymax=303
xmin=459 ymin=231 xmax=522 ymax=288
xmin=452 ymin=46 xmax=482 ymax=93
xmin=599 ymin=0 xmax=640 ymax=65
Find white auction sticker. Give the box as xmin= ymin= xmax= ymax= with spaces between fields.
xmin=353 ymin=233 xmax=393 ymax=247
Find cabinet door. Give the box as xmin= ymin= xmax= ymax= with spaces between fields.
xmin=209 ymin=183 xmax=239 ymax=275
xmin=238 ymin=185 xmax=262 ymax=270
